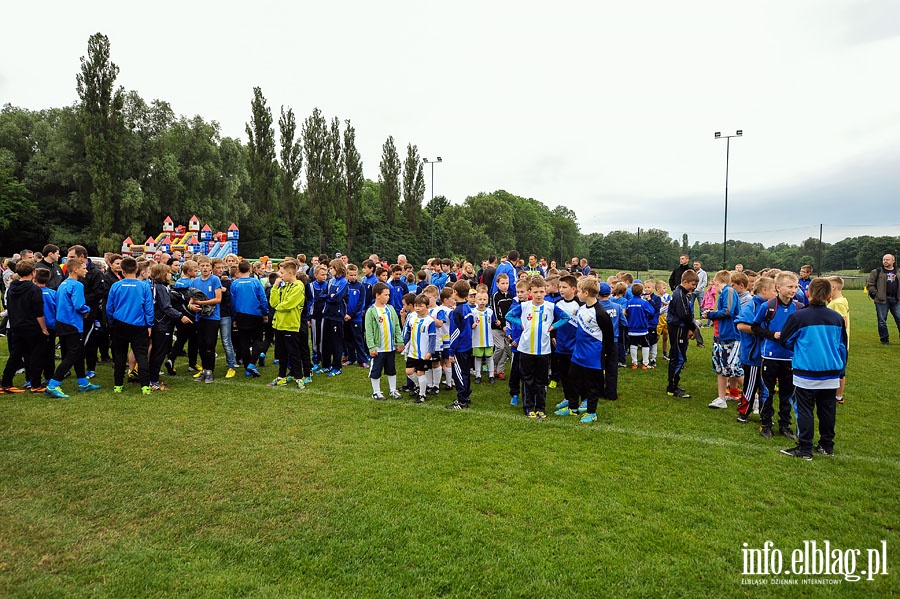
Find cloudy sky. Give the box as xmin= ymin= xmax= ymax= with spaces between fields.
xmin=3 ymin=1 xmax=898 ymax=246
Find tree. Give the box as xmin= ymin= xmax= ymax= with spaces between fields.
xmin=278 ymin=106 xmax=303 ymax=239
xmin=343 ymin=120 xmax=363 ymax=259
xmin=302 ymin=108 xmax=330 ymax=252
xmin=402 ymin=143 xmax=425 ymax=235
xmin=378 ymin=136 xmax=401 ymax=227
xmin=551 ymin=206 xmax=580 ymax=266
xmin=245 ymin=87 xmax=281 ymax=254
xmin=76 ymin=32 xmax=125 ymax=251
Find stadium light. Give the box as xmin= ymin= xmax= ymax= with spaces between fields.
xmin=423 ymin=157 xmax=443 ymax=256
xmin=715 ymin=130 xmax=742 ymax=270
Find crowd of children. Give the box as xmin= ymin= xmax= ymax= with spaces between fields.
xmin=1 ymin=247 xmax=848 ymax=459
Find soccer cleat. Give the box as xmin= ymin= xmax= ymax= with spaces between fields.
xmin=225 ymin=368 xmax=236 ymax=379
xmin=649 ymin=359 xmax=657 ymax=368
xmin=2 ymin=386 xmax=25 ymax=394
xmin=150 ymin=382 xmax=170 ymax=391
xmin=78 ymin=383 xmax=102 ymax=393
xmin=245 ymin=364 xmax=261 ymax=378
xmin=708 ymin=397 xmax=728 ymax=409
xmin=311 ymin=364 xmax=322 ymax=374
xmin=779 ymin=446 xmax=812 ymax=460
xmin=489 ymin=377 xmax=495 ymax=385
xmin=326 ymin=369 xmax=342 ymax=377
xmin=580 ymin=412 xmax=597 ymax=423
xmin=474 ymin=376 xmax=482 ymax=384
xmin=203 ymin=371 xmax=214 ymax=384
xmin=30 ymin=386 xmax=47 ymax=394
xmin=427 ymin=386 xmax=439 ymax=396
xmin=285 ymin=376 xmax=294 ymax=383
xmin=510 ymin=395 xmax=519 ymax=406
xmin=415 ymin=394 xmax=426 ymax=404
xmin=187 ymin=364 xmax=201 ymax=373
xmin=667 ymin=388 xmax=691 ymax=399
xmin=302 ymin=377 xmax=312 ymax=385
xmin=759 ymin=425 xmax=773 ymax=438
xmin=193 ymin=369 xmax=204 ymax=379
xmin=497 ymin=372 xmax=506 ymax=380
xmin=372 ymin=392 xmax=386 ymax=401
xmin=389 ymin=390 xmax=403 ymax=400
xmin=814 ymin=444 xmax=834 ymax=456
xmin=296 ymin=380 xmax=306 ymax=390
xmin=642 ymin=364 xmax=649 ymax=370
xmin=631 ymin=364 xmax=638 ymax=370
xmin=535 ymin=411 xmax=547 ymax=420
xmin=85 ymin=370 xmax=96 ymax=379
xmin=258 ymin=353 xmax=266 ymax=367
xmin=113 ymin=386 xmax=124 ymax=394
xmin=44 ymin=386 xmax=69 ymax=399
xmin=780 ymin=427 xmax=797 ymax=441
xmin=554 ymin=407 xmax=578 ymax=416
xmin=165 ymin=359 xmax=176 ymax=376
xmin=736 ymin=412 xmax=749 ymax=424
xmin=618 ymin=362 xmax=627 ymax=368
xmin=556 ymin=399 xmax=569 ymax=409
xmin=267 ymin=377 xmax=287 ymax=387
xmin=526 ymin=411 xmax=537 ymax=419
xmin=273 ymin=359 xmax=280 ymax=365
xmin=446 ymin=401 xmax=468 ymax=410
xmin=141 ymin=386 xmax=152 ymax=395
xmin=548 ymin=380 xmax=557 ymax=389
xmin=578 ymin=400 xmax=588 ymax=413
xmin=128 ymin=369 xmax=139 ymax=382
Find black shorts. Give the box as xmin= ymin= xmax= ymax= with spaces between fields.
xmin=405 ymin=357 xmax=431 ymax=372
xmin=430 ymin=351 xmax=443 ymax=363
xmin=369 ymin=351 xmax=397 ymax=378
xmin=647 ymin=330 xmax=659 ymax=345
xmin=628 ymin=333 xmax=649 ymax=348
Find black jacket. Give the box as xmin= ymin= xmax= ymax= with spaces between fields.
xmin=35 ymin=259 xmax=64 ymax=290
xmin=82 ymin=259 xmax=109 ymax=315
xmin=669 ymin=264 xmax=691 ymax=291
xmin=6 ymin=279 xmax=45 ymax=334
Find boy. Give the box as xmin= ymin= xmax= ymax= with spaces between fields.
xmin=655 ymin=281 xmax=671 ymax=359
xmin=165 ymin=260 xmax=199 ymax=375
xmin=505 ymin=276 xmax=572 ymax=419
xmin=559 ymin=277 xmax=614 ymax=422
xmin=446 ymin=280 xmax=476 ymax=410
xmin=827 ymin=276 xmax=849 ymax=404
xmin=490 ymin=273 xmax=514 ymax=380
xmin=597 ymin=282 xmax=623 ymax=401
xmin=388 ymin=265 xmax=407 ymax=315
xmin=552 ymin=275 xmax=581 ymax=411
xmin=437 ymin=287 xmax=456 ymax=391
xmin=230 ymin=259 xmax=269 ymax=378
xmin=643 ymin=279 xmax=662 ymax=368
xmin=403 ymin=294 xmax=438 ymax=403
xmin=626 ymin=282 xmax=655 ymax=370
xmin=666 ymin=269 xmax=699 ymax=398
xmin=471 ymin=285 xmax=498 ymax=384
xmin=1 ymin=260 xmax=50 ymax=395
xmin=307 ymin=265 xmax=328 ymax=372
xmin=735 ymin=277 xmax=776 ymax=423
xmin=612 ymin=281 xmax=629 ymax=367
xmin=211 ymin=258 xmax=237 ymax=378
xmin=189 ymin=256 xmax=222 ymax=384
xmin=731 ymin=272 xmax=751 ymax=308
xmin=36 ymin=268 xmax=57 ymax=387
xmin=343 ymin=264 xmax=368 ymax=368
xmin=106 ymin=257 xmax=154 ymax=394
xmin=267 ymin=260 xmax=306 ymax=390
xmin=322 ymin=259 xmax=348 ymax=376
xmin=751 ymin=271 xmax=802 ymax=439
xmin=703 ymin=270 xmax=744 ymax=409
xmin=47 ymin=261 xmax=99 ymax=397
xmin=148 ymin=262 xmax=188 ymax=391
xmin=365 ymin=282 xmax=405 ymax=400
xmin=778 ymin=278 xmax=847 ymax=459
xmin=506 ymin=278 xmax=530 ymax=408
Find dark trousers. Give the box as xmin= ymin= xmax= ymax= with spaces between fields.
xmin=761 ymin=358 xmax=794 ymax=430
xmin=344 ymin=320 xmax=367 ymax=365
xmin=2 ymin=329 xmax=46 ymax=388
xmin=793 ymin=386 xmax=837 ymax=453
xmin=53 ymin=332 xmax=86 ymax=382
xmin=235 ymin=314 xmax=264 ymax=368
xmin=168 ymin=320 xmax=198 ymax=367
xmin=508 ymin=352 xmax=523 ymax=398
xmin=519 ymin=353 xmax=550 ymax=413
xmin=451 ymin=350 xmax=473 ymax=404
xmin=571 ymin=362 xmax=604 ymax=414
xmin=322 ymin=319 xmax=344 ymax=370
xmin=83 ymin=315 xmax=102 ymax=371
xmin=149 ymin=328 xmax=173 ymax=382
xmin=298 ymin=320 xmax=312 ymax=377
xmin=737 ymin=363 xmax=766 ymax=416
xmin=196 ymin=319 xmax=219 ymax=372
xmin=667 ymin=325 xmax=691 ymax=392
xmin=274 ymin=330 xmax=302 ymax=379
xmin=261 ymin=321 xmax=274 ymax=358
xmin=310 ymin=317 xmax=324 ymax=364
xmin=43 ymin=330 xmax=57 ymax=381
xmin=555 ymin=352 xmax=575 ymax=404
xmin=603 ymin=349 xmax=618 ymax=400
xmin=112 ymin=323 xmax=150 ymax=387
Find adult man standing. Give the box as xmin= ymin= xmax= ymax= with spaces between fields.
xmin=36 ymin=244 xmax=65 ymax=290
xmin=481 ymin=255 xmax=497 ymax=290
xmin=669 ymin=254 xmax=691 ymax=292
xmin=866 ymin=253 xmax=900 ymax=344
xmin=692 ymin=261 xmax=708 ymax=314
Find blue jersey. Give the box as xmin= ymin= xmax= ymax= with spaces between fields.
xmin=753 ymin=297 xmax=801 ymax=361
xmin=190 ymin=275 xmax=223 ymax=320
xmin=230 ymin=276 xmax=268 ymax=317
xmin=107 ymin=278 xmax=154 ymax=327
xmin=323 ymin=275 xmax=348 ymax=321
xmin=571 ymin=302 xmax=609 ymax=370
xmin=598 ymin=299 xmax=624 ymax=341
xmin=781 ymin=304 xmax=847 ymax=388
xmin=707 ymin=284 xmax=741 ymax=342
xmin=553 ymin=298 xmax=581 ymax=355
xmin=448 ymin=301 xmax=475 ymax=356
xmin=735 ymin=295 xmax=766 ymax=366
xmin=625 ymin=297 xmax=655 ymax=335
xmin=346 ymin=281 xmax=366 ymax=321
xmin=55 ymin=277 xmax=90 ymax=333
xmin=41 ymin=287 xmax=57 ymax=331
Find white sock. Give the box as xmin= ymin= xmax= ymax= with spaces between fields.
xmin=487 ymin=356 xmax=495 ymax=376
xmin=474 ymin=357 xmax=482 ymax=374
xmin=642 ymin=347 xmax=649 ymax=365
xmin=444 ymin=366 xmax=452 ymax=386
xmin=650 ymin=344 xmax=658 ymax=362
xmin=630 ymin=345 xmax=638 ymax=364
xmin=387 ymin=375 xmax=397 ymax=392
xmin=418 ymin=374 xmax=427 ymax=396
xmin=371 ymin=378 xmax=381 ymax=395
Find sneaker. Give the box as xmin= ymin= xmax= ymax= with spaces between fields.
xmin=642 ymin=364 xmax=649 ymax=370
xmin=662 ymin=354 xmax=670 ymax=360
xmin=736 ymin=412 xmax=749 ymax=424
xmin=141 ymin=386 xmax=152 ymax=395
xmin=554 ymin=407 xmax=578 ymax=416
xmin=113 ymin=386 xmax=124 ymax=394
xmin=302 ymin=377 xmax=312 ymax=385
xmin=193 ymin=369 xmax=204 ymax=379
xmin=780 ymin=446 xmax=812 ymax=460
xmin=489 ymin=377 xmax=495 ymax=385
xmin=510 ymin=394 xmax=519 ymax=406
xmin=204 ymin=371 xmax=214 ymax=384
xmin=708 ymin=397 xmax=728 ymax=409
xmin=535 ymin=411 xmax=547 ymax=420
xmin=30 ymin=386 xmax=47 ymax=394
xmin=527 ymin=411 xmax=538 ymax=419
xmin=311 ymin=364 xmax=322 ymax=374
xmin=273 ymin=359 xmax=280 ymax=365
xmin=187 ymin=364 xmax=201 ymax=373
xmin=548 ymin=380 xmax=557 ymax=389
xmin=556 ymin=399 xmax=569 ymax=409
xmin=258 ymin=353 xmax=267 ymax=367
xmin=649 ymin=359 xmax=656 ymax=368
xmin=285 ymin=377 xmax=294 ymax=383
xmin=618 ymin=362 xmax=627 ymax=368
xmin=44 ymin=386 xmax=69 ymax=399
xmin=85 ymin=370 xmax=96 ymax=379
xmin=372 ymin=392 xmax=386 ymax=401
xmin=78 ymin=383 xmax=102 ymax=393
xmin=245 ymin=365 xmax=261 ymax=378
xmin=296 ymin=380 xmax=306 ymax=390
xmin=150 ymin=382 xmax=169 ymax=391
xmin=165 ymin=359 xmax=176 ymax=376
xmin=474 ymin=376 xmax=482 ymax=384
xmin=389 ymin=390 xmax=402 ymax=400
xmin=415 ymin=394 xmax=426 ymax=404
xmin=667 ymin=388 xmax=691 ymax=398
xmin=497 ymin=372 xmax=506 ymax=380
xmin=267 ymin=377 xmax=287 ymax=387
xmin=814 ymin=444 xmax=834 ymax=456
xmin=342 ymin=360 xmax=352 ymax=367
xmin=580 ymin=412 xmax=597 ymax=423
xmin=225 ymin=368 xmax=236 ymax=379
xmin=752 ymin=399 xmax=760 ymax=414
xmin=631 ymin=364 xmax=638 ymax=370
xmin=446 ymin=401 xmax=468 ymax=410
xmin=326 ymin=369 xmax=342 ymax=377
xmin=128 ymin=369 xmax=139 ymax=382
xmin=2 ymin=386 xmax=25 ymax=394
xmin=780 ymin=427 xmax=797 ymax=441
xmin=578 ymin=400 xmax=588 ymax=413
xmin=760 ymin=425 xmax=773 ymax=438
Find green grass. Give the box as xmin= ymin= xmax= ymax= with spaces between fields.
xmin=1 ymin=291 xmax=898 ymax=597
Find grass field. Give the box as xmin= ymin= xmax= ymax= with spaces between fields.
xmin=1 ymin=290 xmax=898 ymax=597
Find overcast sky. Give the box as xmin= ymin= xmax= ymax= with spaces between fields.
xmin=3 ymin=1 xmax=898 ymax=246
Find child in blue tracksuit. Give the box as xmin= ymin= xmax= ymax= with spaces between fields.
xmin=45 ymin=258 xmax=98 ymax=398
xmin=447 ymin=280 xmax=476 ymax=410
xmin=230 ymin=259 xmax=269 ymax=376
xmin=322 ymin=259 xmax=348 ymax=375
xmin=703 ymin=270 xmax=744 ymax=409
xmin=598 ymin=283 xmax=623 ymax=401
xmin=344 ymin=264 xmax=368 ymax=367
xmin=307 ymin=265 xmax=328 ymax=371
xmin=36 ymin=268 xmax=57 ymax=386
xmin=778 ymin=278 xmax=847 ymax=459
xmin=505 ymin=279 xmax=529 ymax=409
xmin=735 ymin=277 xmax=775 ymax=423
xmin=106 ymin=257 xmax=154 ymax=394
xmin=626 ymin=283 xmax=656 ymax=369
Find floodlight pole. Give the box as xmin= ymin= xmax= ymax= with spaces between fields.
xmin=715 ymin=130 xmax=742 ymax=271
xmin=423 ymin=157 xmax=442 ymax=256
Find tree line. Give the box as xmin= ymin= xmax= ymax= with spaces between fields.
xmin=0 ymin=33 xmax=895 ymax=273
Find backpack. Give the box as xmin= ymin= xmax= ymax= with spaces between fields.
xmin=762 ymin=297 xmax=803 ymax=327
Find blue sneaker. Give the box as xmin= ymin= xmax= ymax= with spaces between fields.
xmin=245 ymin=364 xmax=261 ymax=378
xmin=554 ymin=407 xmax=578 ymax=416
xmin=326 ymin=369 xmax=342 ymax=377
xmin=45 ymin=386 xmax=69 ymax=399
xmin=510 ymin=394 xmax=519 ymax=406
xmin=577 ymin=400 xmax=588 ymax=413
xmin=555 ymin=399 xmax=569 ymax=409
xmin=245 ymin=369 xmax=253 ymax=377
xmin=78 ymin=383 xmax=101 ymax=393
xmin=85 ymin=370 xmax=96 ymax=379
xmin=273 ymin=359 xmax=280 ymax=365
xmin=580 ymin=413 xmax=597 ymax=423
xmin=311 ymin=364 xmax=322 ymax=374
xmin=302 ymin=376 xmax=312 ymax=386
xmin=258 ymin=353 xmax=266 ymax=367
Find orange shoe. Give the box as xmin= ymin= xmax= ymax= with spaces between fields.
xmin=641 ymin=364 xmax=649 ymax=370
xmin=497 ymin=372 xmax=506 ymax=380
xmin=2 ymin=386 xmax=26 ymax=393
xmin=631 ymin=364 xmax=638 ymax=370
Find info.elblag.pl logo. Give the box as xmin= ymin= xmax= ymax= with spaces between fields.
xmin=741 ymin=540 xmax=888 ymax=585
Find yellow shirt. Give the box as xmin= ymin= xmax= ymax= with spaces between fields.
xmin=827 ymin=296 xmax=850 ymax=344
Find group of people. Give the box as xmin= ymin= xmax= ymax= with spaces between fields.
xmin=4 ymin=244 xmax=893 ymax=460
